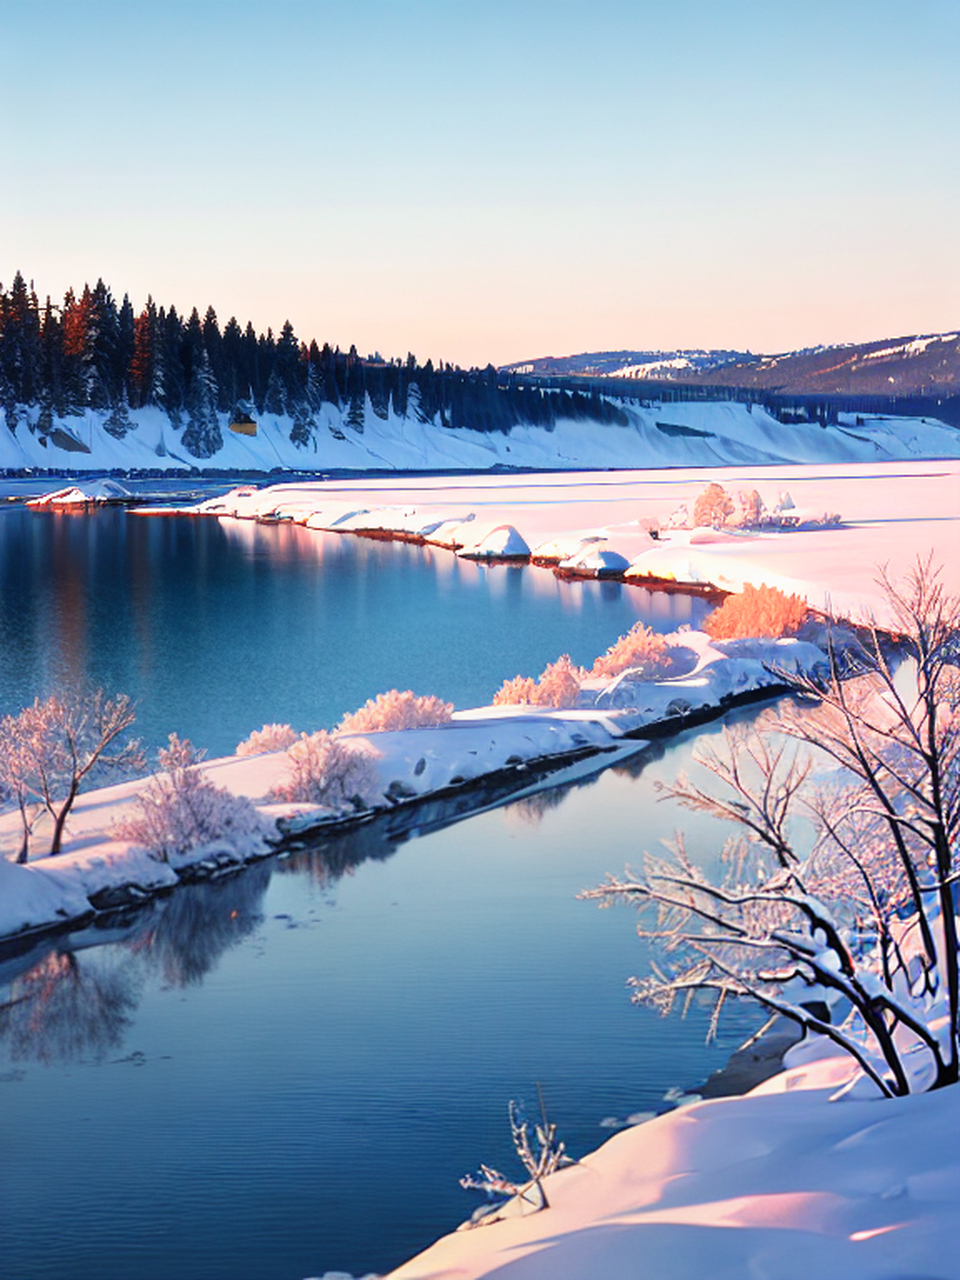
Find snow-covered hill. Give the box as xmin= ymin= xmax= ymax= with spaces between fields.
xmin=2 ymin=396 xmax=958 ymax=473
xmin=507 ymin=331 xmax=960 ymax=396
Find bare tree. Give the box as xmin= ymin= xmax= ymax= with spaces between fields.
xmin=270 ymin=730 xmax=382 ymax=810
xmin=583 ymin=560 xmax=959 ymax=1096
xmin=0 ymin=710 xmax=43 ymax=862
xmin=461 ymin=1091 xmax=571 ymax=1220
xmin=0 ymin=690 xmax=144 ymax=858
xmin=114 ymin=734 xmax=272 ymax=862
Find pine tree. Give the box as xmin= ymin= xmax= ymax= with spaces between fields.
xmin=182 ymin=348 xmax=222 ymax=458
xmin=130 ymin=299 xmax=158 ymax=408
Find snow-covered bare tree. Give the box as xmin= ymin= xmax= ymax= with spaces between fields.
xmin=461 ymin=1094 xmax=571 ymax=1219
xmin=0 ymin=691 xmax=144 ymax=858
xmin=114 ymin=734 xmax=272 ymax=862
xmin=584 ymin=560 xmax=959 ymax=1096
xmin=270 ymin=730 xmax=382 ymax=810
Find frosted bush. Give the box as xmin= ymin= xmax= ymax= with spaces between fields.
xmin=492 ymin=675 xmax=539 ymax=706
xmin=337 ymin=690 xmax=453 ymax=734
xmin=591 ymin=622 xmax=672 ymax=679
xmin=693 ymin=482 xmax=733 ymax=529
xmin=271 ymin=731 xmax=382 ymax=810
xmin=114 ymin=734 xmax=272 ymax=862
xmin=731 ymin=488 xmax=764 ymax=527
xmin=704 ymin=582 xmax=809 ymax=640
xmin=236 ymin=723 xmax=297 ymax=756
xmin=492 ymin=655 xmax=583 ymax=709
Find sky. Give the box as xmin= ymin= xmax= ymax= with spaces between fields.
xmin=3 ymin=0 xmax=958 ymax=368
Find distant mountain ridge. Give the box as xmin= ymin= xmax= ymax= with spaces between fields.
xmin=503 ymin=330 xmax=960 ymax=396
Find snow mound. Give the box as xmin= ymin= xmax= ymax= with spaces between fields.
xmin=458 ymin=524 xmax=530 ymax=559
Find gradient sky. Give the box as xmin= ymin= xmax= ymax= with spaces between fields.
xmin=3 ymin=0 xmax=958 ymax=367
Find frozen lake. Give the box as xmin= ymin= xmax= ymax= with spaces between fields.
xmin=1 ymin=503 xmax=763 ymax=1279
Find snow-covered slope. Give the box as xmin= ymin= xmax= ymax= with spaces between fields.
xmin=2 ymin=397 xmax=958 ymax=473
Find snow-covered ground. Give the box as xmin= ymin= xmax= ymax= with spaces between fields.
xmin=5 ymin=457 xmax=958 ymax=1280
xmin=0 ymin=632 xmax=818 ymax=941
xmin=144 ymin=458 xmax=959 ymax=625
xmin=385 ymin=1041 xmax=959 ymax=1280
xmin=2 ymin=395 xmax=958 ymax=473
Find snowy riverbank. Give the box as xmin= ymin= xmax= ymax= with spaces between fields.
xmin=126 ymin=458 xmax=960 ymax=625
xmin=384 ymin=1036 xmax=960 ymax=1280
xmin=0 ymin=632 xmax=822 ymax=943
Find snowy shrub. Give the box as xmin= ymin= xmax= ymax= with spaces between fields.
xmin=271 ymin=731 xmax=382 ymax=810
xmin=586 ymin=560 xmax=960 ymax=1097
xmin=590 ymin=622 xmax=672 ymax=680
xmin=692 ymin=482 xmax=733 ymax=529
xmin=461 ymin=1097 xmax=570 ymax=1218
xmin=114 ymin=734 xmax=271 ymax=863
xmin=492 ymin=656 xmax=583 ymax=709
xmin=337 ymin=690 xmax=453 ymax=734
xmin=535 ymin=655 xmax=583 ymax=707
xmin=731 ymin=488 xmax=763 ymax=527
xmin=236 ymin=723 xmax=298 ymax=757
xmin=492 ymin=675 xmax=540 ymax=706
xmin=704 ymin=582 xmax=808 ymax=639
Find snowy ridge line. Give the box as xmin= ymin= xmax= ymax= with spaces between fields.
xmin=0 ymin=638 xmax=821 ymax=945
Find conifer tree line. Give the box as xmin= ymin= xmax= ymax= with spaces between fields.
xmin=0 ymin=272 xmax=627 ymax=459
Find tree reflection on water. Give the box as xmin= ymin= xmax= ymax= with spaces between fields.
xmin=1 ymin=949 xmax=142 ymax=1065
xmin=133 ymin=862 xmax=271 ymax=987
xmin=1 ymin=742 xmax=667 ymax=1066
xmin=0 ymin=864 xmax=273 ymax=1064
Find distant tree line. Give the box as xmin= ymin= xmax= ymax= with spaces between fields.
xmin=0 ymin=272 xmax=627 ymax=459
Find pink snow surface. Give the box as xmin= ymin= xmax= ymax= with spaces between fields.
xmin=386 ymin=1047 xmax=959 ymax=1280
xmin=200 ymin=460 xmax=958 ymax=626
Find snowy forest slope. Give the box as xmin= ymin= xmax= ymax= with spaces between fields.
xmin=2 ymin=272 xmax=958 ymax=472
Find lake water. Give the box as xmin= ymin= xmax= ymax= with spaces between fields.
xmin=0 ymin=505 xmax=708 ymax=756
xmin=0 ymin=504 xmax=762 ymax=1280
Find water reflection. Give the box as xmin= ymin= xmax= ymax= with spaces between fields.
xmin=1 ymin=508 xmax=710 ymax=757
xmin=0 ymin=737 xmax=678 ymax=1066
xmin=134 ymin=863 xmax=272 ymax=987
xmin=1 ymin=949 xmax=141 ymax=1066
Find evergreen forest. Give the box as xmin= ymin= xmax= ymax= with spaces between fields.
xmin=0 ymin=273 xmax=627 ymax=460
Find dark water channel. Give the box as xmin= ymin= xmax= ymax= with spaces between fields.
xmin=0 ymin=504 xmax=764 ymax=1280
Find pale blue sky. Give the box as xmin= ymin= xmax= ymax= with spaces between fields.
xmin=3 ymin=0 xmax=958 ymax=366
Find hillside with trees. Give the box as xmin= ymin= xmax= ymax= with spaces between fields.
xmin=506 ymin=332 xmax=960 ymax=397
xmin=0 ymin=272 xmax=627 ymax=461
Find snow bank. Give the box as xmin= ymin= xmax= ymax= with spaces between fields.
xmin=458 ymin=524 xmax=530 ymax=560
xmin=24 ymin=478 xmax=131 ymax=506
xmin=126 ymin=459 xmax=958 ymax=625
xmin=386 ymin=1044 xmax=959 ymax=1280
xmin=0 ymin=636 xmax=824 ymax=943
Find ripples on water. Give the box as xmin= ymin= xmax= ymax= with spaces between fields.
xmin=0 ymin=728 xmax=768 ymax=1280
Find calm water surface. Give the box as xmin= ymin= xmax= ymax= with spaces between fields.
xmin=0 ymin=506 xmax=707 ymax=756
xmin=1 ymin=503 xmax=759 ymax=1280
